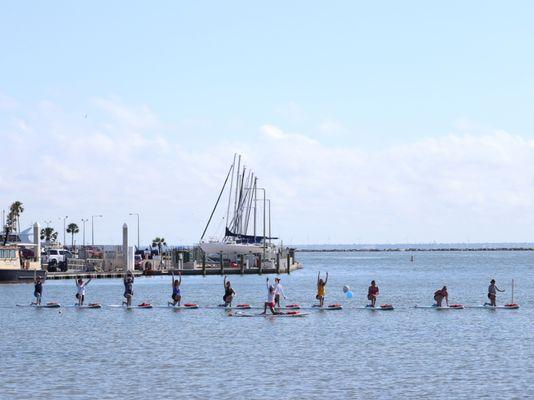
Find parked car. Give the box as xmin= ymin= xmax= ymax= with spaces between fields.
xmin=84 ymin=246 xmax=104 ymax=258
xmin=43 ymin=249 xmax=72 ymax=272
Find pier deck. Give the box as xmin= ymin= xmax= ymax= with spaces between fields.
xmin=45 ymin=262 xmax=302 ymax=280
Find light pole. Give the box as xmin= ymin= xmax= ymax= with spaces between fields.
xmin=81 ymin=219 xmax=88 ymax=247
xmin=129 ymin=213 xmax=140 ymax=249
xmin=91 ymin=215 xmax=103 ymax=246
xmin=61 ymin=216 xmax=68 ymax=247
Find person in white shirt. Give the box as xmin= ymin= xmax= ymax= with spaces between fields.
xmin=273 ymin=277 xmax=287 ymax=309
xmin=75 ymin=277 xmax=92 ymax=306
xmin=260 ymin=278 xmax=277 ymax=315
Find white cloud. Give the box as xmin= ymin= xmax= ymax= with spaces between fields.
xmin=2 ymin=96 xmax=534 ymax=245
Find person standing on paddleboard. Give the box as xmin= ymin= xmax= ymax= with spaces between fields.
xmin=485 ymin=279 xmax=505 ymax=306
xmin=273 ymin=277 xmax=287 ymax=309
xmin=316 ymin=271 xmax=328 ymax=307
xmin=367 ymin=280 xmax=379 ymax=308
xmin=433 ymin=286 xmax=449 ymax=307
xmin=122 ymin=271 xmax=135 ymax=307
xmin=223 ymin=275 xmax=235 ymax=307
xmin=169 ymin=271 xmax=182 ymax=306
xmin=33 ymin=271 xmax=46 ymax=305
xmin=75 ymin=277 xmax=92 ymax=306
xmin=261 ymin=278 xmax=277 ymax=315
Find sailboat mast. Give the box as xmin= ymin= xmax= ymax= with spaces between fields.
xmin=225 ymin=154 xmax=237 ymax=234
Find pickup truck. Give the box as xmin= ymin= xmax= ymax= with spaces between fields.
xmin=43 ymin=249 xmax=72 ymax=272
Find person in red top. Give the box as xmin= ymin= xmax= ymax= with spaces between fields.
xmin=367 ymin=280 xmax=379 ymax=307
xmin=433 ymin=286 xmax=449 ymax=307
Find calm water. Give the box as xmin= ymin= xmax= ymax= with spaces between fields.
xmin=1 ymin=251 xmax=533 ymax=399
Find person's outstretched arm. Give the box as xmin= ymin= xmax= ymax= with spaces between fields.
xmin=223 ymin=275 xmax=227 ymax=288
xmin=497 ymin=286 xmax=505 ymax=292
xmin=317 ymin=272 xmax=320 ymax=284
xmin=325 ymin=272 xmax=329 ymax=285
xmin=178 ymin=271 xmax=182 ymax=284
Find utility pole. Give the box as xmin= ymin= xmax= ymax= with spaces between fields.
xmin=81 ymin=219 xmax=88 ymax=247
xmin=129 ymin=213 xmax=140 ymax=249
xmin=91 ymin=215 xmax=103 ymax=246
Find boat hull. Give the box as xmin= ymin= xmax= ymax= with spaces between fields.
xmin=200 ymin=242 xmax=267 ymax=256
xmin=0 ymin=269 xmax=46 ymax=283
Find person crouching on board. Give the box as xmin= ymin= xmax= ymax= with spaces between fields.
xmin=261 ymin=278 xmax=277 ymax=315
xmin=316 ymin=271 xmax=328 ymax=307
xmin=75 ymin=277 xmax=92 ymax=306
xmin=433 ymin=286 xmax=449 ymax=307
xmin=33 ymin=272 xmax=46 ymax=305
xmin=485 ymin=279 xmax=505 ymax=307
xmin=367 ymin=280 xmax=379 ymax=308
xmin=122 ymin=271 xmax=135 ymax=307
xmin=223 ymin=275 xmax=235 ymax=307
xmin=273 ymin=277 xmax=287 ymax=309
xmin=168 ymin=271 xmax=182 ymax=307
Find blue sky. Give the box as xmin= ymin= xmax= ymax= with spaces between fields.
xmin=2 ymin=2 xmax=534 ymax=244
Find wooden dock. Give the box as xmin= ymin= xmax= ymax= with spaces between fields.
xmin=46 ymin=262 xmax=302 ymax=280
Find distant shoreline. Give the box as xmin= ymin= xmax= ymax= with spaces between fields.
xmin=296 ymin=247 xmax=534 ymax=252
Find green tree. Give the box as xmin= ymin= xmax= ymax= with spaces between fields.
xmin=40 ymin=227 xmax=59 ymax=242
xmin=9 ymin=201 xmax=24 ymax=233
xmin=3 ymin=201 xmax=24 ymax=245
xmin=152 ymin=237 xmax=167 ymax=255
xmin=66 ymin=223 xmax=79 ymax=248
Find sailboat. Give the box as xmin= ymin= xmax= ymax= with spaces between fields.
xmin=199 ymin=154 xmax=278 ymax=261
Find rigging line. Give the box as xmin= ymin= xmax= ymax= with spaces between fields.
xmin=200 ymin=163 xmax=234 ymax=241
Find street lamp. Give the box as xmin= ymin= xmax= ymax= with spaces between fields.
xmin=81 ymin=219 xmax=88 ymax=247
xmin=91 ymin=215 xmax=103 ymax=245
xmin=129 ymin=213 xmax=140 ymax=249
xmin=61 ymin=216 xmax=68 ymax=247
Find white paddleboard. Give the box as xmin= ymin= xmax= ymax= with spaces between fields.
xmin=466 ymin=304 xmax=520 ymax=310
xmin=66 ymin=304 xmax=102 ymax=309
xmin=415 ymin=305 xmax=464 ymax=310
xmin=228 ymin=311 xmax=308 ymax=318
xmin=17 ymin=303 xmax=61 ymax=308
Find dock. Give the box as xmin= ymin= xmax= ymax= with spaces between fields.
xmin=45 ymin=262 xmax=303 ymax=280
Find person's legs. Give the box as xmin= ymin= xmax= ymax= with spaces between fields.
xmin=269 ymin=304 xmax=277 ymax=315
xmin=490 ymin=294 xmax=496 ymax=306
xmin=261 ymin=302 xmax=267 ymax=314
xmin=319 ymin=296 xmax=324 ymax=307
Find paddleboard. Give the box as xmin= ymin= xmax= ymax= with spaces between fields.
xmin=66 ymin=304 xmax=102 ymax=309
xmin=17 ymin=303 xmax=61 ymax=308
xmin=155 ymin=304 xmax=200 ymax=309
xmin=228 ymin=311 xmax=308 ymax=318
xmin=305 ymin=304 xmax=343 ymax=310
xmin=107 ymin=304 xmax=153 ymax=309
xmin=415 ymin=305 xmax=464 ymax=310
xmin=356 ymin=304 xmax=395 ymax=310
xmin=467 ymin=304 xmax=520 ymax=310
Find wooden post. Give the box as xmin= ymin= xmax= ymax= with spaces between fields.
xmin=287 ymin=253 xmax=291 ymax=275
xmin=258 ymin=254 xmax=262 ymax=275
xmin=240 ymin=254 xmax=244 ymax=275
xmin=276 ymin=252 xmax=280 ymax=275
xmin=220 ymin=251 xmax=224 ymax=275
xmin=202 ymin=253 xmax=206 ymax=277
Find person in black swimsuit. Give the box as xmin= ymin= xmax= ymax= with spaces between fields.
xmin=122 ymin=271 xmax=134 ymax=307
xmin=33 ymin=271 xmax=46 ymax=305
xmin=223 ymin=275 xmax=235 ymax=307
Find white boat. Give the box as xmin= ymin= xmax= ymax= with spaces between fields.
xmin=199 ymin=154 xmax=280 ymax=262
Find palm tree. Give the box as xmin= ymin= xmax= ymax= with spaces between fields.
xmin=3 ymin=201 xmax=23 ymax=245
xmin=9 ymin=201 xmax=24 ymax=233
xmin=152 ymin=237 xmax=167 ymax=255
xmin=66 ymin=223 xmax=79 ymax=248
xmin=40 ymin=227 xmax=58 ymax=243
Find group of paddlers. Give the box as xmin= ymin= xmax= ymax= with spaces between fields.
xmin=30 ymin=271 xmax=508 ymax=309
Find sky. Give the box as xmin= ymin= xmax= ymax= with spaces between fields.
xmin=1 ymin=1 xmax=534 ymax=245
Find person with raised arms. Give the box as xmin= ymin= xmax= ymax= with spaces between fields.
xmin=122 ymin=270 xmax=135 ymax=307
xmin=485 ymin=279 xmax=505 ymax=307
xmin=32 ymin=271 xmax=46 ymax=305
xmin=223 ymin=275 xmax=235 ymax=307
xmin=367 ymin=280 xmax=379 ymax=308
xmin=273 ymin=277 xmax=287 ymax=309
xmin=433 ymin=286 xmax=449 ymax=307
xmin=316 ymin=271 xmax=328 ymax=307
xmin=168 ymin=271 xmax=182 ymax=307
xmin=260 ymin=277 xmax=277 ymax=315
xmin=75 ymin=277 xmax=92 ymax=306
